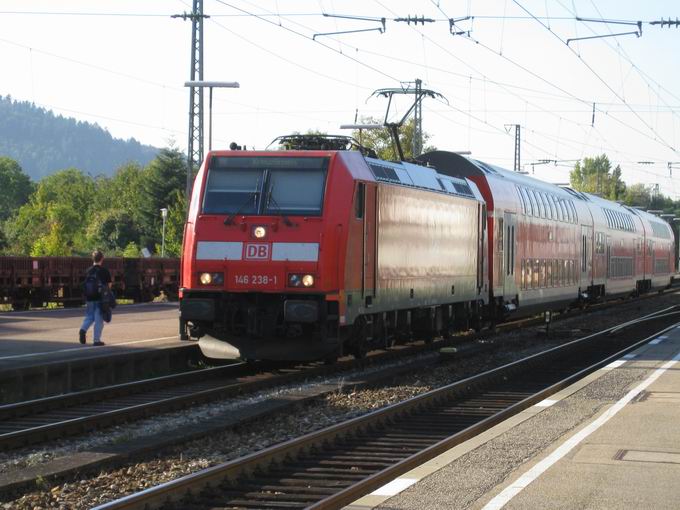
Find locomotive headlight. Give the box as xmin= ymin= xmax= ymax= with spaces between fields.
xmin=302 ymin=274 xmax=315 ymax=287
xmin=288 ymin=274 xmax=301 ymax=287
xmin=253 ymin=226 xmax=267 ymax=239
xmin=199 ymin=272 xmax=224 ymax=285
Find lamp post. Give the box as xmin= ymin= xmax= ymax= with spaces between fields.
xmin=160 ymin=208 xmax=168 ymax=258
xmin=183 ymin=81 xmax=239 ymax=207
xmin=184 ymin=80 xmax=240 ymax=153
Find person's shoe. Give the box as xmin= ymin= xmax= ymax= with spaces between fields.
xmin=93 ymin=341 xmax=105 ymax=346
xmin=79 ymin=329 xmax=86 ymax=344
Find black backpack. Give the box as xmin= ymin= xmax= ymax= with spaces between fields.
xmin=83 ymin=267 xmax=102 ymax=300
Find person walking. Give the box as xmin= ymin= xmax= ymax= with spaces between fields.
xmin=79 ymin=250 xmax=112 ymax=346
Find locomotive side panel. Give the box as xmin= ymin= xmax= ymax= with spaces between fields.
xmin=376 ymin=184 xmax=483 ymax=309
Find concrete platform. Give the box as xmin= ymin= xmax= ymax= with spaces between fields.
xmin=0 ymin=302 xmax=182 ymax=370
xmin=0 ymin=303 xmax=197 ymax=403
xmin=348 ymin=322 xmax=680 ymax=510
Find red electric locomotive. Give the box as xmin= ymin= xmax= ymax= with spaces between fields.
xmin=179 ymin=136 xmax=488 ymax=361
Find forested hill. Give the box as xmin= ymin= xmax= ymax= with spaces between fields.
xmin=0 ymin=96 xmax=159 ymax=180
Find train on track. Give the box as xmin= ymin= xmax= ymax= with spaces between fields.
xmin=179 ymin=135 xmax=676 ymax=362
xmin=0 ymin=256 xmax=179 ymax=310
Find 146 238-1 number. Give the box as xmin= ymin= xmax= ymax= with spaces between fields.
xmin=234 ymin=274 xmax=278 ymax=285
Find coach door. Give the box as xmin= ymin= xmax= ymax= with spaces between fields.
xmin=503 ymin=211 xmax=516 ymax=296
xmin=362 ymin=184 xmax=377 ymax=304
xmin=580 ymin=225 xmax=592 ymax=286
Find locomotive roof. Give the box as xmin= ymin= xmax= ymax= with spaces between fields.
xmin=362 ymin=155 xmax=484 ymax=202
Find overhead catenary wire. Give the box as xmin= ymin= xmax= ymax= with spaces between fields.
xmin=3 ymin=0 xmax=679 ymax=196
xmin=512 ymin=0 xmax=679 ymax=156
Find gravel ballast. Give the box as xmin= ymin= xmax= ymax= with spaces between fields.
xmin=2 ymin=292 xmax=678 ymax=509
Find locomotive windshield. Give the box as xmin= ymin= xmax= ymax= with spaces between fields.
xmin=202 ymin=156 xmax=328 ymax=216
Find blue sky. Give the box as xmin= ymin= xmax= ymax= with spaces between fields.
xmin=1 ymin=0 xmax=679 ymax=197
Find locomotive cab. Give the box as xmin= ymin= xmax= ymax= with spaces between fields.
xmin=180 ymin=148 xmax=350 ymax=361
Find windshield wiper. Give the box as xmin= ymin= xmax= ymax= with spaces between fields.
xmin=224 ymin=191 xmax=258 ymax=225
xmin=266 ymin=184 xmax=294 ymax=227
xmin=224 ymin=176 xmax=261 ymax=226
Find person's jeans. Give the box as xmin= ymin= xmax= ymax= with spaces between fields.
xmin=81 ymin=301 xmax=104 ymax=343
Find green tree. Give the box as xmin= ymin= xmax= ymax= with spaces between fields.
xmin=155 ymin=191 xmax=186 ymax=257
xmin=122 ymin=241 xmax=141 ymax=257
xmin=139 ymin=148 xmax=187 ymax=251
xmin=5 ymin=168 xmax=95 ymax=255
xmin=622 ymin=183 xmax=652 ymax=208
xmin=570 ymin=155 xmax=626 ymax=200
xmin=86 ymin=209 xmax=139 ymax=253
xmin=351 ymin=116 xmax=436 ymax=161
xmin=0 ymin=157 xmax=34 ymax=222
xmin=30 ymin=202 xmax=83 ymax=256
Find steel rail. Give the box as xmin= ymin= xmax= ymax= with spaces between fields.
xmin=2 ymin=289 xmax=677 ymax=452
xmin=93 ymin=307 xmax=680 ymax=510
xmin=0 ymin=336 xmax=473 ymax=451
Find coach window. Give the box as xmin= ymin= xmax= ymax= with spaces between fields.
xmin=548 ymin=194 xmax=557 ymax=220
xmin=540 ymin=192 xmax=548 ymax=218
xmin=565 ymin=201 xmax=572 ymax=223
xmin=569 ymin=201 xmax=578 ymax=223
xmin=553 ymin=197 xmax=562 ymax=221
xmin=527 ymin=189 xmax=537 ymax=216
xmin=518 ymin=188 xmax=527 ymax=214
xmin=533 ymin=259 xmax=539 ymax=288
xmin=355 ymin=182 xmax=365 ymax=219
xmin=517 ymin=186 xmax=526 ymax=214
xmin=532 ymin=191 xmax=543 ymax=218
xmin=535 ymin=192 xmax=544 ymax=218
xmin=543 ymin=193 xmax=553 ymax=219
xmin=559 ymin=199 xmax=568 ymax=222
xmin=539 ymin=193 xmax=549 ymax=219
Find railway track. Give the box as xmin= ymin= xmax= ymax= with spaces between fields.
xmin=0 ymin=287 xmax=677 ymax=452
xmin=94 ymin=306 xmax=680 ymax=510
xmin=0 ymin=339 xmax=471 ymax=452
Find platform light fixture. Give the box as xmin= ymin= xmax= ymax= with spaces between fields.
xmin=160 ymin=207 xmax=168 ymax=258
xmin=340 ymin=123 xmax=382 ymax=146
xmin=184 ymin=81 xmax=240 ymax=152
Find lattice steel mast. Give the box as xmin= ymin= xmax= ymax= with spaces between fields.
xmin=413 ymin=78 xmax=423 ymax=157
xmin=173 ymin=1 xmax=208 ymax=199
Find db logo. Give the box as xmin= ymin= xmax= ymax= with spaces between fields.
xmin=244 ymin=243 xmax=270 ymax=260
